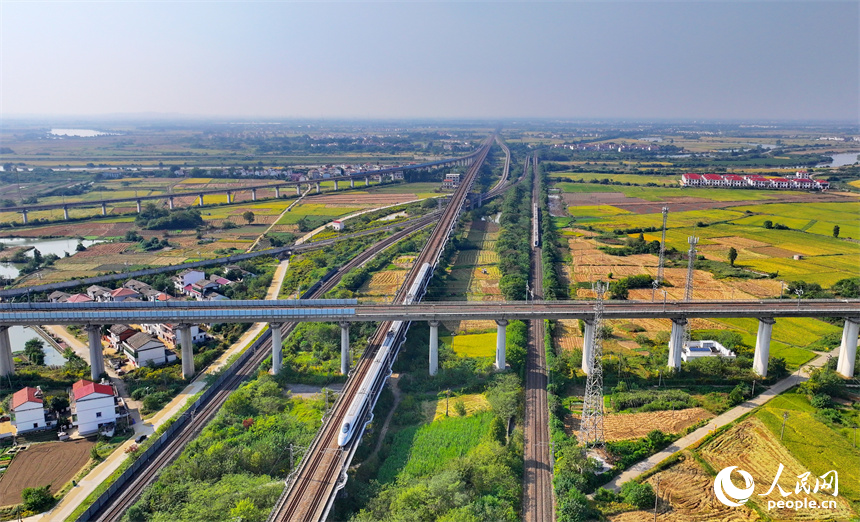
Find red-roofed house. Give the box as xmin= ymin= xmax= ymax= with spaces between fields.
xmin=66 ymin=293 xmax=94 ymax=304
xmin=680 ymin=173 xmax=703 ymax=186
xmin=746 ymin=176 xmax=770 ymax=188
xmin=770 ymin=178 xmax=791 ymax=189
xmin=723 ymin=175 xmax=745 ymax=187
xmin=815 ymin=179 xmax=829 ymax=190
xmin=702 ymin=173 xmax=723 ymax=186
xmin=71 ymin=379 xmax=118 ymax=435
xmin=109 ymin=287 xmax=140 ymax=302
xmin=793 ymin=177 xmax=815 ymax=189
xmin=10 ymin=387 xmax=47 ymax=433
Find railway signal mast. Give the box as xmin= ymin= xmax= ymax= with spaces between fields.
xmin=581 ymin=281 xmax=608 ymax=447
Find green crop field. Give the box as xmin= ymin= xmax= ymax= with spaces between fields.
xmin=377 ymin=412 xmax=493 ymax=484
xmin=755 ymin=395 xmax=860 ymax=512
xmin=714 ymin=317 xmax=842 ymax=349
xmin=444 ymin=332 xmax=496 ymax=357
xmin=275 ymin=204 xmax=364 ymax=225
xmin=550 ymin=172 xmax=681 ymax=185
xmin=567 ymin=205 xmax=632 ymax=218
xmin=592 ymin=208 xmax=746 ymax=231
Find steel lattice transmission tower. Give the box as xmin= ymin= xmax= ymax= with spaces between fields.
xmin=581 ymin=281 xmax=608 ymax=447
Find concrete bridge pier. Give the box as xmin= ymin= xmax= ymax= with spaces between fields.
xmin=667 ymin=318 xmax=687 ymax=369
xmin=101 ymin=202 xmax=107 ymax=216
xmin=63 ymin=206 xmax=70 ymax=220
xmin=296 ymin=185 xmax=301 ymax=196
xmin=429 ymin=321 xmax=440 ymax=376
xmin=495 ymin=320 xmax=508 ymax=370
xmin=0 ymin=326 xmax=14 ymax=377
xmin=365 ymin=177 xmax=369 ymax=186
xmin=179 ymin=324 xmax=194 ymax=379
xmin=168 ymin=197 xmax=175 ymax=210
xmin=340 ymin=322 xmax=350 ymax=375
xmin=86 ymin=324 xmax=104 ymax=380
xmin=275 ymin=186 xmax=280 ymax=198
xmin=226 ymin=191 xmax=233 ymax=204
xmin=837 ymin=318 xmax=859 ymax=378
xmin=198 ymin=194 xmax=205 ymax=207
xmin=136 ymin=200 xmax=142 ymax=213
xmin=251 ymin=188 xmax=257 ymax=201
xmin=753 ymin=318 xmax=776 ymax=377
xmin=333 ymin=181 xmax=339 ymax=191
xmin=271 ymin=323 xmax=283 ymax=374
xmin=21 ymin=210 xmax=27 ymax=224
xmin=350 ymin=178 xmax=355 ymax=188
xmin=581 ymin=319 xmax=595 ymax=375
xmin=315 ymin=183 xmax=320 ymax=194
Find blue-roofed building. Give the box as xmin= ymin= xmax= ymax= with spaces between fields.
xmin=681 ymin=340 xmax=736 ymax=362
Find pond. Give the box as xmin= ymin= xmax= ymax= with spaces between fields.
xmin=0 ymin=237 xmax=102 ymax=279
xmin=8 ymin=325 xmax=67 ymax=366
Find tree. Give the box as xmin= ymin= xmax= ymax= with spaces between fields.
xmin=24 ymin=338 xmax=45 ymax=365
xmin=243 ymin=211 xmax=255 ymax=225
xmin=620 ymin=481 xmax=656 ymax=509
xmin=21 ymin=485 xmax=54 ymax=512
xmin=833 ymin=225 xmax=840 ymax=238
xmin=728 ymin=247 xmax=738 ymax=266
xmin=763 ymin=220 xmax=773 ymax=229
xmin=487 ymin=373 xmax=521 ymax=427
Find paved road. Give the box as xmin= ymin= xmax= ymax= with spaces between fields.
xmin=603 ymin=352 xmax=831 ymax=491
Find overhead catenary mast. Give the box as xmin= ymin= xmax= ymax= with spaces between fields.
xmin=653 ymin=206 xmax=669 ymax=301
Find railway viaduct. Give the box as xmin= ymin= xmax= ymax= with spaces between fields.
xmin=0 ymin=299 xmax=857 ymax=380
xmin=5 ymin=153 xmax=481 ymax=224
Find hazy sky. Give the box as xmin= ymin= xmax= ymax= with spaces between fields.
xmin=1 ymin=1 xmax=857 ymax=121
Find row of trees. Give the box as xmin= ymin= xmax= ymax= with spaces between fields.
xmin=495 ymin=170 xmax=532 ymax=300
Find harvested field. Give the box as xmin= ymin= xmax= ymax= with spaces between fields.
xmin=302 ymin=193 xmax=418 ymax=206
xmin=69 ymin=242 xmax=134 ymax=258
xmin=600 ymin=408 xmax=713 ymax=440
xmin=0 ymin=221 xmax=133 ymax=239
xmin=0 ymin=440 xmax=94 ymax=505
xmin=700 ymin=417 xmax=856 ymax=520
xmin=358 ymin=270 xmax=407 ymax=301
xmin=556 ymin=320 xmax=584 ymax=353
xmin=431 ymin=393 xmax=490 ymax=421
xmin=609 ymin=457 xmax=758 ymax=522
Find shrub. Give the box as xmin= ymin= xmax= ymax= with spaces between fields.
xmin=21 ymin=485 xmax=54 ymax=512
xmin=621 ymin=481 xmax=656 ymax=509
xmin=810 ymin=393 xmax=833 ymax=409
xmin=557 ymin=487 xmax=591 ymax=522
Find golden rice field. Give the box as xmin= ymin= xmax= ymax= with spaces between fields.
xmin=444 ymin=332 xmax=497 ymax=358
xmin=431 ymin=393 xmax=490 ymax=421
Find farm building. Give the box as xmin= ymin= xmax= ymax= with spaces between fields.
xmin=108 ymin=324 xmax=137 ymax=350
xmin=142 ymin=323 xmax=206 ymax=347
xmin=10 ymin=387 xmax=48 ymax=433
xmin=71 ymin=380 xmax=118 ymax=436
xmin=681 ymin=340 xmax=736 ymax=362
xmin=331 ymin=220 xmax=345 ymax=231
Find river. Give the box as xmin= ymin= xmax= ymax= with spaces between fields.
xmin=818 ymin=152 xmax=860 ymax=168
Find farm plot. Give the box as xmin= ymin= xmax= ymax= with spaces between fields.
xmin=275 ymin=204 xmax=364 ymax=225
xmin=599 ymin=408 xmax=714 ymax=441
xmin=357 ymin=270 xmax=407 ymax=302
xmin=588 ymin=208 xmax=747 ymax=232
xmin=446 ymin=332 xmax=496 ymax=358
xmin=567 ymin=205 xmax=632 ymax=219
xmin=609 ymin=456 xmax=758 ymax=522
xmin=0 ymin=440 xmax=94 ymax=504
xmin=430 ymin=393 xmax=489 ymax=421
xmin=700 ymin=416 xmax=857 ymax=520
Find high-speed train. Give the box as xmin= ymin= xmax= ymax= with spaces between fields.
xmin=338 ymin=262 xmax=432 ymax=446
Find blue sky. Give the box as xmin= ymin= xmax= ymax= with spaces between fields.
xmin=1 ymin=1 xmax=857 ymax=121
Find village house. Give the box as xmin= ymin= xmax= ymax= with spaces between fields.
xmin=108 ymin=325 xmax=137 ymax=350
xmin=122 ymin=332 xmax=176 ymax=368
xmin=10 ymin=387 xmax=48 ymax=433
xmin=109 ymin=287 xmax=140 ymax=302
xmin=48 ymin=291 xmax=71 ymax=303
xmin=143 ymin=323 xmax=206 ymax=346
xmin=86 ymin=285 xmax=113 ymax=302
xmin=71 ymin=380 xmax=118 ymax=436
xmin=172 ymin=269 xmax=205 ymax=292
xmin=681 ymin=340 xmax=736 ymax=362
xmin=66 ymin=293 xmax=93 ymax=303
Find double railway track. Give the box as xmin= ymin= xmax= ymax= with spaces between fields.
xmin=269 ymin=136 xmax=495 ymax=522
xmin=86 ymin=208 xmax=437 ymax=521
xmin=523 ymin=153 xmax=555 ymax=522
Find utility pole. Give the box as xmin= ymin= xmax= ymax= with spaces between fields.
xmin=781 ymin=412 xmax=789 ymax=440
xmin=656 ymin=206 xmax=668 ymax=286
xmin=653 ymin=476 xmax=660 ymax=522
xmin=445 ymin=389 xmax=450 ymax=417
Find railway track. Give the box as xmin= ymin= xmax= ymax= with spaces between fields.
xmin=524 ymin=153 xmax=555 ymax=522
xmin=85 ymin=207 xmax=436 ymax=521
xmin=269 ymin=136 xmax=495 ymax=522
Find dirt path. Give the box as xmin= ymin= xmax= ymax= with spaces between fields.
xmin=603 ymin=352 xmax=830 ymax=491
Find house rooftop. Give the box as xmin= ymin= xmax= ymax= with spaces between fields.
xmin=125 ymin=332 xmax=159 ymax=350
xmin=11 ymin=387 xmax=42 ymax=409
xmin=67 ymin=294 xmax=94 ymax=303
xmin=109 ymin=324 xmax=133 ymax=335
xmin=72 ymin=380 xmax=113 ymax=399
